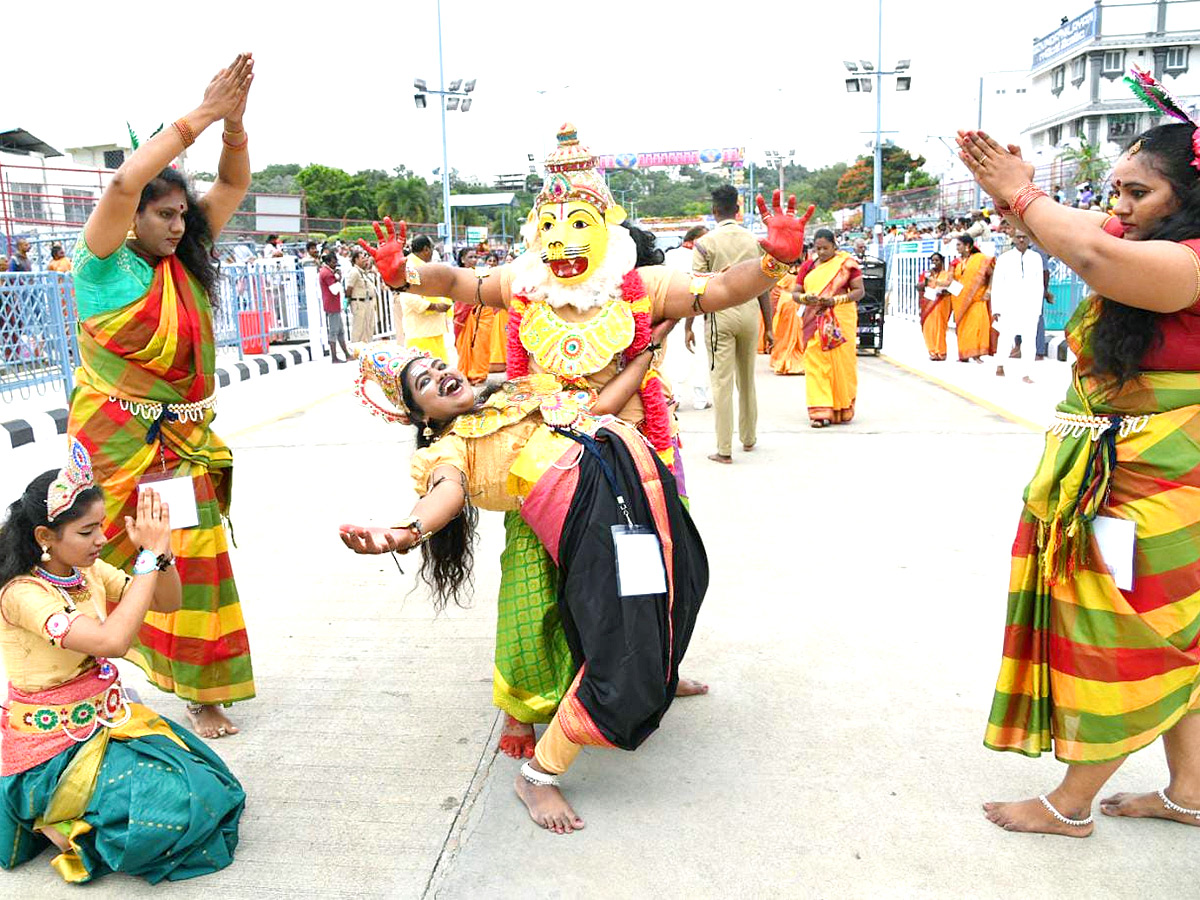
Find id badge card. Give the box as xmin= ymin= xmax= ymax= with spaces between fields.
xmin=611 ymin=525 xmax=667 ymax=597
xmin=137 ymin=473 xmax=200 ymax=530
xmin=1093 ymin=515 xmax=1136 ymax=591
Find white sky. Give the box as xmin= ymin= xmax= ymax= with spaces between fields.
xmin=7 ymin=0 xmax=1061 ymax=185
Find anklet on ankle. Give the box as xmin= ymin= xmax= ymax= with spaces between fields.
xmin=186 ymin=702 xmax=206 ymax=715
xmin=1038 ymin=794 xmax=1093 ymax=827
xmin=520 ymin=761 xmax=560 ymax=787
xmin=1157 ymin=789 xmax=1200 ymax=819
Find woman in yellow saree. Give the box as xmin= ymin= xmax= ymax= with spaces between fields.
xmin=950 ymin=234 xmax=994 ymax=362
xmin=769 ymin=271 xmax=805 ymax=375
xmin=67 ymin=57 xmax=255 ymax=740
xmin=918 ymin=251 xmax=953 ymax=360
xmin=792 ymin=229 xmax=863 ymax=426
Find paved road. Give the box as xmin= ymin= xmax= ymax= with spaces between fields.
xmin=3 ymin=355 xmax=1192 ymax=899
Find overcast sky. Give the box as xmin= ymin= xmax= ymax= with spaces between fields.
xmin=9 ymin=1 xmax=1058 ymax=185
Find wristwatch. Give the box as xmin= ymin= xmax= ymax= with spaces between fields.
xmin=392 ymin=516 xmax=432 ymax=546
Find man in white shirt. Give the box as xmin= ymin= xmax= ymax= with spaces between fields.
xmin=663 ymin=226 xmax=711 ymax=410
xmin=990 ymin=231 xmax=1046 ymax=382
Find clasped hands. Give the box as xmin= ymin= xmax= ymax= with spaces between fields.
xmin=125 ymin=488 xmax=172 ymax=558
xmin=956 ymin=130 xmax=1036 ymax=208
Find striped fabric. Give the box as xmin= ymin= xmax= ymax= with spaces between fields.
xmin=68 ymin=257 xmax=254 ymax=705
xmin=986 ymin=298 xmax=1200 ymax=762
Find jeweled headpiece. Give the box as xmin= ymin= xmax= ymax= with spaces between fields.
xmin=47 ymin=438 xmax=95 ymax=522
xmin=354 ymin=342 xmax=432 ymax=424
xmin=535 ymin=123 xmax=617 ymax=214
xmin=1124 ymin=66 xmax=1200 ymax=170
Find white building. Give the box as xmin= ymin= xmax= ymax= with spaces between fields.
xmin=1026 ymin=0 xmax=1200 ymax=175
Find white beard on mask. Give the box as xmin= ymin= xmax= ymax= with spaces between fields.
xmin=510 ymin=224 xmax=638 ymax=312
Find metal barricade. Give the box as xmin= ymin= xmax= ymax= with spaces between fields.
xmin=0 ymin=271 xmax=78 ymax=399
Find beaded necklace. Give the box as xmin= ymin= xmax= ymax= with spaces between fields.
xmin=33 ymin=566 xmax=88 ymax=613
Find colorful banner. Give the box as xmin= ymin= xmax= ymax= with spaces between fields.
xmin=596 ymin=148 xmax=745 ymax=170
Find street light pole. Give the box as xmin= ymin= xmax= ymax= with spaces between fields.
xmin=873 ymin=0 xmax=883 ymax=245
xmin=437 ymin=0 xmax=452 ymax=253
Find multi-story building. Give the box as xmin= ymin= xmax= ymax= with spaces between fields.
xmin=1025 ymin=0 xmax=1200 ymax=174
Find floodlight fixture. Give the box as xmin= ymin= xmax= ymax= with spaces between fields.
xmin=896 ymin=76 xmax=912 ymax=91
xmin=843 ymin=61 xmax=859 ymax=72
xmin=414 ymin=78 xmax=427 ymax=91
xmin=414 ymin=94 xmax=427 ymax=109
xmin=860 ymin=60 xmax=875 ymax=71
xmin=845 ymin=78 xmax=861 ymax=93
xmin=861 ymin=78 xmax=873 ymax=92
xmin=461 ymin=98 xmax=472 ymax=111
xmin=446 ymin=96 xmax=460 ymax=110
xmin=464 ymin=79 xmax=476 ymax=93
xmin=448 ymin=79 xmax=463 ymax=92
xmin=527 ymin=153 xmax=536 ymax=162
xmin=895 ymin=59 xmax=911 ymax=71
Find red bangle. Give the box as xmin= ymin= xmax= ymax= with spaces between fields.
xmin=1009 ymin=183 xmax=1048 ymax=219
xmin=172 ymin=118 xmax=196 ymax=148
xmin=222 ymin=132 xmax=248 ymax=151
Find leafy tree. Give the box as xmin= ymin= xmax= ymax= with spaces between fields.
xmin=835 ymin=146 xmax=937 ymax=206
xmin=1059 ymin=140 xmax=1109 ymax=187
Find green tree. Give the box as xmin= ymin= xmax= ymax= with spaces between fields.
xmin=835 ymin=145 xmax=936 ymax=206
xmin=1059 ymin=140 xmax=1109 ymax=187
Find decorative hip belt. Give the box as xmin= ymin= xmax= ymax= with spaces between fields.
xmin=1049 ymin=411 xmax=1151 ymax=442
xmin=110 ymin=393 xmax=217 ymax=424
xmin=6 ymin=677 xmax=130 ymax=742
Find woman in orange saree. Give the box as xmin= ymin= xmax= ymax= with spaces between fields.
xmin=951 ymin=234 xmax=994 ymax=362
xmin=918 ymin=251 xmax=954 ymax=360
xmin=793 ymin=229 xmax=864 ymax=426
xmin=66 ymin=57 xmax=256 ymax=740
xmin=768 ymin=271 xmax=805 ymax=375
xmin=451 ymin=248 xmax=495 ymax=384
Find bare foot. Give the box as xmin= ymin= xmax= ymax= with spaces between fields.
xmin=38 ymin=826 xmax=70 ymax=853
xmin=498 ymin=714 xmax=536 ymax=759
xmin=1100 ymin=790 xmax=1200 ymax=826
xmin=996 ymin=365 xmax=1005 ymax=376
xmin=514 ymin=773 xmax=585 ymax=835
xmin=187 ymin=704 xmax=240 ymax=739
xmin=1022 ymin=376 xmax=1034 ymax=384
xmin=707 ymin=453 xmax=732 ymax=464
xmin=982 ymin=796 xmax=1093 ymax=837
xmin=675 ymin=676 xmax=709 ymax=696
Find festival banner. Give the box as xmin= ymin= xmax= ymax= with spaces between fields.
xmin=596 ymin=148 xmax=745 ymax=170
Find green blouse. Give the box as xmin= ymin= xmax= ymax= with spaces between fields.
xmin=72 ymin=237 xmax=154 ymax=321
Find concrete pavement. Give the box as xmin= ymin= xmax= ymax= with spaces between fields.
xmin=1 ymin=328 xmax=1194 ymax=899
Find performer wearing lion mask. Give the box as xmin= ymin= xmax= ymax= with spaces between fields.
xmin=358 ymin=123 xmax=811 ymax=784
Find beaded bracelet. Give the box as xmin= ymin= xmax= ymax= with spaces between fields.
xmin=172 ymin=118 xmax=196 ymax=148
xmin=132 ymin=549 xmax=158 ymax=576
xmin=222 ymin=132 xmax=248 ymax=151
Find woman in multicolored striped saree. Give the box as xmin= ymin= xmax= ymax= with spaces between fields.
xmin=68 ymin=55 xmax=256 ymax=739
xmin=960 ymin=81 xmax=1200 ymax=837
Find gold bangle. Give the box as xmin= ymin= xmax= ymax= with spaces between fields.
xmin=761 ymin=254 xmax=790 ymax=280
xmin=221 ymin=134 xmax=248 ymax=151
xmin=172 ymin=118 xmax=196 ymax=148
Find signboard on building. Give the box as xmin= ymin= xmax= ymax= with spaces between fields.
xmin=1033 ymin=6 xmax=1099 ymax=68
xmin=466 ymin=226 xmax=488 ymax=243
xmin=596 ymin=148 xmax=745 ymax=170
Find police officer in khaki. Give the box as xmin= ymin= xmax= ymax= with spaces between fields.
xmin=345 ymin=247 xmax=380 ymax=343
xmin=688 ymin=185 xmax=774 ymax=463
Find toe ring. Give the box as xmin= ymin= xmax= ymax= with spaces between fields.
xmin=1038 ymin=794 xmax=1093 ymax=827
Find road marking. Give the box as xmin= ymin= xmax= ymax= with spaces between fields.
xmin=878 ymin=354 xmax=1042 ymax=432
xmin=225 ymin=388 xmax=351 ymax=441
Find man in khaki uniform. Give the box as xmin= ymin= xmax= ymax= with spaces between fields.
xmin=345 ymin=248 xmax=379 ymax=343
xmin=689 ymin=185 xmax=774 ymax=463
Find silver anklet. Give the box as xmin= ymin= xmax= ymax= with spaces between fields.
xmin=1157 ymin=789 xmax=1200 ymax=819
xmin=1038 ymin=794 xmax=1093 ymax=827
xmin=520 ymin=761 xmax=560 ymax=787
xmin=186 ymin=702 xmax=206 ymax=715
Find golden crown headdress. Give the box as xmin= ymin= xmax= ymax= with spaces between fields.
xmin=535 ymin=124 xmax=622 ymax=221
xmin=354 ymin=342 xmax=433 ymax=425
xmin=47 ymin=438 xmax=95 ymax=522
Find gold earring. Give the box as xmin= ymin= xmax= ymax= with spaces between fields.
xmin=422 ymin=425 xmax=433 ymax=439
xmin=126 ymin=222 xmax=139 ymax=242
xmin=40 ymin=545 xmax=50 ymax=562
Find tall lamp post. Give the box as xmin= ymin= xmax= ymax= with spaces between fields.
xmin=843 ymin=0 xmax=912 ymax=245
xmin=413 ymin=0 xmax=476 ymax=255
xmin=764 ymin=149 xmax=794 ymax=196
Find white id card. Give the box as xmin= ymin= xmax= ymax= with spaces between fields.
xmin=137 ymin=475 xmax=200 ymax=530
xmin=611 ymin=525 xmax=668 ymax=597
xmin=947 ymin=280 xmax=964 ymax=296
xmin=923 ymin=287 xmax=939 ymax=301
xmin=1093 ymin=515 xmax=1136 ymax=591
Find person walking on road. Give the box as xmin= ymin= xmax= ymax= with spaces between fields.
xmin=663 ymin=226 xmax=712 ymax=409
xmin=66 ymin=54 xmax=257 ymax=740
xmin=917 ymin=251 xmax=953 ymax=361
xmin=950 ymin=234 xmax=994 ymax=362
xmin=320 ymin=250 xmax=351 ymax=363
xmin=990 ymin=230 xmax=1046 ymax=381
xmin=691 ymin=185 xmax=773 ymax=463
xmin=960 ymin=69 xmax=1200 ymax=837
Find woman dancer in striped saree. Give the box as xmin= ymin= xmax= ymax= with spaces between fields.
xmin=68 ymin=55 xmax=256 ymax=739
xmin=961 ymin=93 xmax=1200 ymax=836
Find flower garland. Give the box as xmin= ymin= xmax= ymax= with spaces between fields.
xmin=506 ymin=268 xmax=671 ymax=453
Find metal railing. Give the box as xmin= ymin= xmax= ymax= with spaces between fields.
xmin=0 ymin=271 xmax=78 ymax=400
